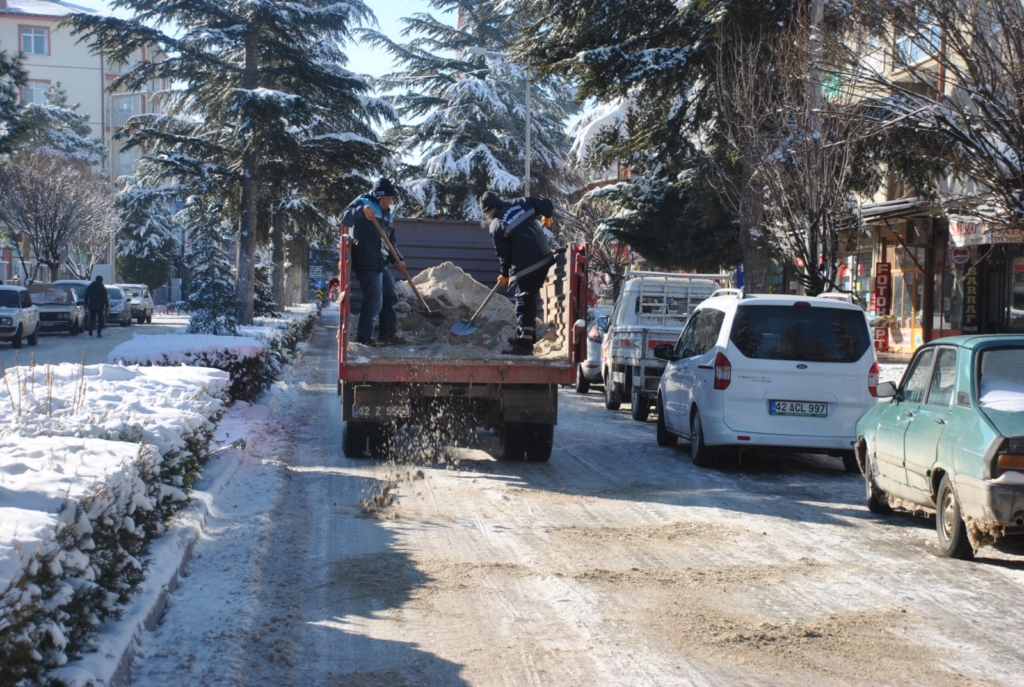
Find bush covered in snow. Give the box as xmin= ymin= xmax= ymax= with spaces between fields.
xmin=0 ymin=364 xmax=228 ymax=686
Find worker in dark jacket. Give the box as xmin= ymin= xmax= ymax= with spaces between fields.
xmin=340 ymin=178 xmax=406 ymax=346
xmin=83 ymin=274 xmax=109 ymax=337
xmin=481 ymin=191 xmax=556 ymax=356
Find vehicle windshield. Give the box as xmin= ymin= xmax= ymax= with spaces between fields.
xmin=122 ymin=287 xmax=142 ymax=298
xmin=57 ymin=283 xmax=88 ymax=301
xmin=106 ymin=287 xmax=123 ymax=302
xmin=0 ymin=291 xmax=20 ymax=308
xmin=29 ymin=287 xmax=74 ymax=305
xmin=730 ymin=304 xmax=871 ymax=363
xmin=978 ymin=347 xmax=1024 ymax=410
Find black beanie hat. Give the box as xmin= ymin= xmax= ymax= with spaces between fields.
xmin=372 ymin=177 xmax=398 ymax=198
xmin=480 ymin=191 xmax=501 ymax=211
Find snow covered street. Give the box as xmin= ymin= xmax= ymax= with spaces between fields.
xmin=128 ymin=314 xmax=1024 ymax=686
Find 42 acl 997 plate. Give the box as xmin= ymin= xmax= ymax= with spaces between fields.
xmin=769 ymin=400 xmax=828 ymax=417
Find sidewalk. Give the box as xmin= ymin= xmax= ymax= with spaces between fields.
xmin=877 ymin=351 xmax=912 ymax=364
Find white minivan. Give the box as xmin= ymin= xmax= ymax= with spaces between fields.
xmin=653 ymin=290 xmax=879 ymax=472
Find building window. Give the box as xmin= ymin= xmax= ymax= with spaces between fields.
xmin=20 ymin=27 xmax=48 ymax=55
xmin=21 ymin=81 xmax=49 ymax=105
xmin=896 ymin=14 xmax=941 ymax=65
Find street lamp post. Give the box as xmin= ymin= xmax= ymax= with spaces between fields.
xmin=466 ymin=47 xmax=531 ymax=196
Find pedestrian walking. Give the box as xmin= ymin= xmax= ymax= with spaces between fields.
xmin=84 ymin=274 xmax=109 ymax=337
xmin=480 ymin=191 xmax=556 ymax=356
xmin=341 ymin=178 xmax=407 ymax=346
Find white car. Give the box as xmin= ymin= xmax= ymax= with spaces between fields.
xmin=0 ymin=285 xmax=41 ymax=348
xmin=116 ymin=284 xmax=154 ymax=324
xmin=575 ymin=305 xmax=612 ymax=394
xmin=653 ymin=290 xmax=878 ymax=472
xmin=106 ymin=286 xmax=132 ymax=326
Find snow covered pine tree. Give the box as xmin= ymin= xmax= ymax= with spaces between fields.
xmin=363 ymin=0 xmax=574 ymax=218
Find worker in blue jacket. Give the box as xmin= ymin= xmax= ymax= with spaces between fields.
xmin=341 ymin=178 xmax=406 ymax=346
xmin=480 ymin=191 xmax=556 ymax=356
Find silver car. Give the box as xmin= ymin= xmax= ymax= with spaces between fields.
xmin=28 ymin=284 xmax=85 ymax=336
xmin=575 ymin=306 xmax=612 ymax=394
xmin=106 ymin=286 xmax=132 ymax=326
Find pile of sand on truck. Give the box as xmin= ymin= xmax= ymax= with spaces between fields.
xmin=349 ymin=262 xmax=564 ymax=360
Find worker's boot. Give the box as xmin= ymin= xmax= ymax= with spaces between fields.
xmin=501 ymin=339 xmax=534 ymax=356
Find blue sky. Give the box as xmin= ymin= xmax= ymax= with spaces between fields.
xmin=75 ymin=0 xmax=446 ymax=78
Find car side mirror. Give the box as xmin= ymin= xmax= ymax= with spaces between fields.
xmin=653 ymin=344 xmax=676 ymax=361
xmin=876 ymin=381 xmax=897 ymax=398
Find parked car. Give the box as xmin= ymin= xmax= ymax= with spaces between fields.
xmin=653 ymin=290 xmax=878 ymax=472
xmin=27 ymin=284 xmax=85 ymax=336
xmin=601 ymin=271 xmax=726 ymax=420
xmin=575 ymin=305 xmax=612 ymax=394
xmin=116 ymin=283 xmax=154 ymax=324
xmin=106 ymin=285 xmax=132 ymax=326
xmin=0 ymin=285 xmax=40 ymax=348
xmin=51 ymin=279 xmax=91 ymax=305
xmin=856 ymin=335 xmax=1024 ymax=559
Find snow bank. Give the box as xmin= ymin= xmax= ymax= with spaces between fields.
xmin=0 ymin=363 xmax=228 ymax=685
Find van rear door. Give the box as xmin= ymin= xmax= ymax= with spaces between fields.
xmin=722 ymin=302 xmax=875 ymax=438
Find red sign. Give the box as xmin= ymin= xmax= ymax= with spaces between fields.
xmin=873 ymin=326 xmax=889 ymax=352
xmin=872 ymin=263 xmax=891 ymax=315
xmin=950 ymin=247 xmax=970 ymax=265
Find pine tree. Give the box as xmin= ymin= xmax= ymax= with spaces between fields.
xmin=115 ymin=176 xmax=182 ymax=291
xmin=0 ymin=46 xmax=27 ymax=154
xmin=14 ymin=83 xmax=105 ymax=163
xmin=253 ymin=260 xmax=279 ymax=318
xmin=68 ymin=0 xmax=392 ymax=324
xmin=363 ymin=0 xmax=575 ymax=218
xmin=185 ymin=210 xmax=239 ymax=336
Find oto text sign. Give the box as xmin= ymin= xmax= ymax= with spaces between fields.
xmin=872 ymin=262 xmax=891 ymax=315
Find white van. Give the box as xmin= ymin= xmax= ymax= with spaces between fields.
xmin=600 ymin=271 xmax=726 ymax=420
xmin=653 ymin=290 xmax=878 ymax=472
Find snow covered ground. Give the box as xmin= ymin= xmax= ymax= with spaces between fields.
xmin=118 ymin=314 xmax=1024 ymax=686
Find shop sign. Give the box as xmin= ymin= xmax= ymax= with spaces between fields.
xmin=961 ymin=265 xmax=981 ymax=334
xmin=950 ymin=246 xmax=971 ymax=265
xmin=950 ymin=216 xmax=1024 ymax=247
xmin=873 ymin=326 xmax=889 ymax=352
xmin=872 ymin=262 xmax=891 ymax=315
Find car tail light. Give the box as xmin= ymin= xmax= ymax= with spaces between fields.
xmin=793 ymin=301 xmax=811 ymax=307
xmin=868 ymin=361 xmax=879 ymax=397
xmin=588 ymin=325 xmax=601 ymax=343
xmin=620 ymin=337 xmax=634 ymax=348
xmin=995 ymin=453 xmax=1024 ymax=478
xmin=713 ymin=352 xmax=731 ymax=390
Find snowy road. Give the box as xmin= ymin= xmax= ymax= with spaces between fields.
xmin=129 ymin=315 xmax=1024 ymax=686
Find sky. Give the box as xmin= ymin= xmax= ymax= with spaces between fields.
xmin=74 ymin=0 xmax=447 ymax=79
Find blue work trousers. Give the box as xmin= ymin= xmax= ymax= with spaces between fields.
xmin=355 ymin=268 xmax=398 ymax=344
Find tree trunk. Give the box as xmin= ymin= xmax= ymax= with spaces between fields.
xmin=285 ymin=232 xmax=308 ymax=305
xmin=271 ymin=213 xmax=286 ymax=308
xmin=738 ymin=171 xmax=770 ymax=293
xmin=235 ymin=36 xmax=260 ymax=325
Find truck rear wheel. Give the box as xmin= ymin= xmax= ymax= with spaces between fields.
xmin=499 ymin=423 xmax=553 ymax=462
xmin=369 ymin=422 xmax=396 ymax=460
xmin=343 ymin=421 xmax=369 ymax=459
xmin=630 ymin=384 xmax=650 ymax=422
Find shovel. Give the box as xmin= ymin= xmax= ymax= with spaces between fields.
xmin=368 ymin=215 xmax=445 ymax=321
xmin=452 ymin=281 xmax=502 ymax=336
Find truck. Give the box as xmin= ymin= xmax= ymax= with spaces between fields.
xmin=600 ymin=271 xmax=730 ymax=422
xmin=337 ymin=237 xmax=590 ymax=462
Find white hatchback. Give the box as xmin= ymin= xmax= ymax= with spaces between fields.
xmin=653 ymin=291 xmax=879 ymax=472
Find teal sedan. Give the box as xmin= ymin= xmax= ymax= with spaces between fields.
xmin=855 ymin=335 xmax=1024 ymax=559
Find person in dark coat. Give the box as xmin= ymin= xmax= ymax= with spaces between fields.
xmin=481 ymin=191 xmax=556 ymax=356
xmin=83 ymin=275 xmax=109 ymax=337
xmin=340 ymin=178 xmax=407 ymax=346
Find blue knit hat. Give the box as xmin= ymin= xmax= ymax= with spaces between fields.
xmin=372 ymin=177 xmax=398 ymax=198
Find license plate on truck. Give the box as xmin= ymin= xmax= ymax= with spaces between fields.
xmin=769 ymin=400 xmax=827 ymax=417
xmin=352 ymin=404 xmax=409 ymax=419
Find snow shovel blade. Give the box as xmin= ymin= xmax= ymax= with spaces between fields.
xmin=451 ymin=319 xmax=479 ymax=336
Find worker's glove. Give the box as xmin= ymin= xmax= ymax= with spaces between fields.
xmin=497 ymin=275 xmax=510 ymax=287
xmin=541 ymin=216 xmax=554 ymax=228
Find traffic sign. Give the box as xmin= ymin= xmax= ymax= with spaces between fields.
xmin=314 ymin=279 xmax=326 ymax=289
xmin=951 ymin=246 xmax=970 ymax=265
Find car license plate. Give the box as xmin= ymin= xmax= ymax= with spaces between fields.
xmin=42 ymin=322 xmax=57 ymax=327
xmin=769 ymin=400 xmax=827 ymax=417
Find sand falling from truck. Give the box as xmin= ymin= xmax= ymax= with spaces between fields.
xmin=351 ymin=263 xmax=566 ymax=515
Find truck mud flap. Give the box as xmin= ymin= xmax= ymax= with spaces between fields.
xmin=502 ymin=387 xmax=557 ymax=424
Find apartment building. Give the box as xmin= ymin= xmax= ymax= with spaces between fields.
xmin=0 ymin=0 xmax=167 ymax=282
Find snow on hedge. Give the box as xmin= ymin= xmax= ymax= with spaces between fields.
xmin=107 ymin=304 xmax=318 ymax=402
xmin=0 ymin=364 xmax=228 ymax=686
